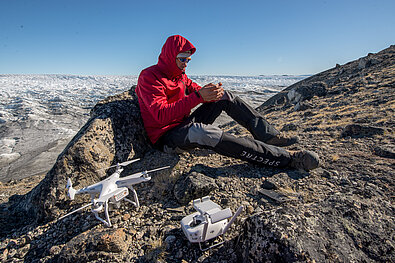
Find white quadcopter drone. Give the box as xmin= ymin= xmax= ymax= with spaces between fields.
xmin=59 ymin=158 xmax=170 ymax=227
xmin=181 ymin=196 xmax=243 ymax=251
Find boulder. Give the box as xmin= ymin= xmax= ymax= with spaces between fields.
xmin=238 ymin=191 xmax=394 ymax=262
xmin=256 ymin=81 xmax=327 ymax=113
xmin=373 ymin=144 xmax=395 ymax=159
xmin=8 ymin=87 xmax=155 ymax=225
xmin=58 ymin=228 xmax=129 ymax=262
xmin=173 ymin=171 xmax=218 ymax=205
xmin=341 ymin=124 xmax=385 ymax=138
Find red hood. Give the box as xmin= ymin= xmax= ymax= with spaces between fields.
xmin=157 ymin=35 xmax=196 ymax=80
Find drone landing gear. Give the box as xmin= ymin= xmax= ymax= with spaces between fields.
xmin=91 ymin=186 xmax=141 ymax=227
xmin=124 ymin=186 xmax=140 ymax=208
xmin=198 ymin=235 xmax=225 ymax=251
xmin=92 ymin=201 xmax=112 ymax=227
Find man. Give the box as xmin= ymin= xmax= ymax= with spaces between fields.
xmin=136 ymin=35 xmax=319 ymax=171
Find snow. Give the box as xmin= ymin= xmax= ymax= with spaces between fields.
xmin=0 ymin=153 xmax=21 ymax=166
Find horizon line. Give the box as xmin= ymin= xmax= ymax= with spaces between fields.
xmin=0 ymin=73 xmax=313 ymax=77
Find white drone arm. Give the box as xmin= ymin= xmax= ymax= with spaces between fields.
xmin=116 ymin=173 xmax=150 ymax=187
xmin=97 ymin=158 xmax=141 ymax=171
xmin=58 ymin=203 xmax=93 ymax=220
xmin=75 ymin=183 xmax=103 ymax=196
xmin=66 ymin=180 xmax=103 ymax=200
xmin=116 ymin=166 xmax=170 ymax=187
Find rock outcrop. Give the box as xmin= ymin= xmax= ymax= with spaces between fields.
xmin=0 ymin=45 xmax=394 ymax=262
xmin=3 ymin=90 xmax=167 ymax=226
xmin=257 ymin=45 xmax=395 ymax=114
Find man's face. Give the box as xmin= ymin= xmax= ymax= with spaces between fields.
xmin=176 ymin=57 xmax=190 ymax=71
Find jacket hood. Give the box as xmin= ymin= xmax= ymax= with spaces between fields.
xmin=157 ymin=35 xmax=196 ymax=79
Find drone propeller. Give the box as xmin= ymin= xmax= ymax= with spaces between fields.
xmin=124 ymin=165 xmax=171 ymax=178
xmin=58 ymin=203 xmax=93 ymax=221
xmin=97 ymin=158 xmax=140 ymax=171
xmin=145 ymin=166 xmax=171 ymax=174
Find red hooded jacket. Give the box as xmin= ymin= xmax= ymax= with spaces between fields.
xmin=136 ymin=35 xmax=203 ymax=144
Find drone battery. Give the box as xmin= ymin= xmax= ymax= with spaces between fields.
xmin=113 ymin=188 xmax=129 ymax=202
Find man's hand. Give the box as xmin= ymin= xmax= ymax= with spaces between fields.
xmin=198 ymin=83 xmax=224 ymax=102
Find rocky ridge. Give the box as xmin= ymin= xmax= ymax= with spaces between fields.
xmin=0 ymin=45 xmax=394 ymax=262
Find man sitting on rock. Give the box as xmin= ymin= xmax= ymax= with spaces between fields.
xmin=135 ymin=35 xmax=319 ymax=171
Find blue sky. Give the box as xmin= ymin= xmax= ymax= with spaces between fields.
xmin=0 ymin=0 xmax=394 ymax=76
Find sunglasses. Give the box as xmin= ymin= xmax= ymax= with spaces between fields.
xmin=178 ymin=57 xmax=191 ymax=63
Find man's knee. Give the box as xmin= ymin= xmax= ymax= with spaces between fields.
xmin=187 ymin=123 xmax=223 ymax=147
xmin=222 ymin=90 xmax=236 ymax=102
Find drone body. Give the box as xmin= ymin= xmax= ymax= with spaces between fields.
xmin=181 ymin=196 xmax=243 ymax=251
xmin=60 ymin=159 xmax=169 ymax=227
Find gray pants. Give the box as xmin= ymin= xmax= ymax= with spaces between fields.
xmin=158 ymin=91 xmax=291 ymax=168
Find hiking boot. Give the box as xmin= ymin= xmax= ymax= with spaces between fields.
xmin=265 ymin=135 xmax=299 ymax=147
xmin=290 ymin=150 xmax=320 ymax=171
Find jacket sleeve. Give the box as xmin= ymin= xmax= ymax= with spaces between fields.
xmin=185 ymin=75 xmax=202 ymax=93
xmin=137 ymin=72 xmax=203 ymax=127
